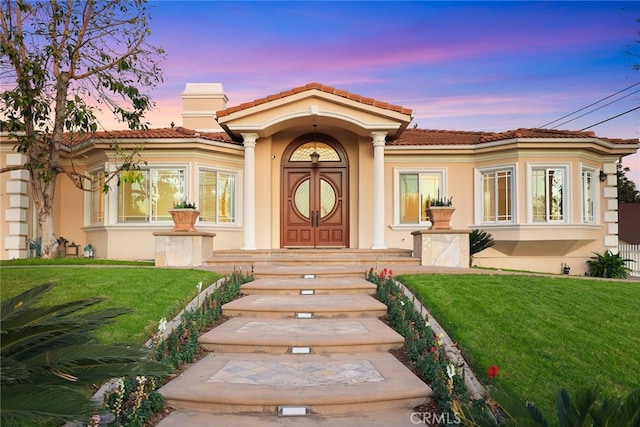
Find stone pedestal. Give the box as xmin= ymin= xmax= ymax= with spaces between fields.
xmin=411 ymin=229 xmax=470 ymax=268
xmin=153 ymin=231 xmax=215 ymax=267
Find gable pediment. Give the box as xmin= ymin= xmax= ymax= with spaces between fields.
xmin=216 ymin=83 xmax=413 ymax=140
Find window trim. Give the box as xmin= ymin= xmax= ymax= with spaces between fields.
xmin=580 ymin=164 xmax=599 ymax=224
xmin=85 ymin=168 xmax=106 ymax=226
xmin=393 ymin=167 xmax=447 ymax=226
xmin=197 ymin=166 xmax=240 ymax=225
xmin=526 ymin=162 xmax=571 ymax=224
xmin=474 ymin=164 xmax=516 ymax=225
xmin=116 ymin=165 xmax=189 ymax=224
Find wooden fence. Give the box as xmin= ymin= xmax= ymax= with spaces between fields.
xmin=619 ymin=244 xmax=640 ymax=277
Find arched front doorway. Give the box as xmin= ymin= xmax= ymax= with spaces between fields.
xmin=281 ymin=133 xmax=349 ymax=248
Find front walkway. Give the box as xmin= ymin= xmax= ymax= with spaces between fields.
xmin=157 ymin=269 xmax=434 ymax=426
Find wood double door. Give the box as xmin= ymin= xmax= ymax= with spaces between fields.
xmin=281 ymin=136 xmax=348 ymax=248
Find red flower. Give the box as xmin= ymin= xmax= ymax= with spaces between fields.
xmin=388 ymin=269 xmax=393 ymax=277
xmin=488 ymin=365 xmax=499 ymax=378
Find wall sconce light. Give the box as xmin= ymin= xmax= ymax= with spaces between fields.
xmin=310 ymin=124 xmax=320 ymax=164
xmin=599 ymin=170 xmax=607 ymax=182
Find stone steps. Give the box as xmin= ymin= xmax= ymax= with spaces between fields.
xmin=158 ymin=352 xmax=430 ymax=415
xmin=203 ymin=248 xmax=421 ymax=270
xmin=222 ymin=294 xmax=388 ymax=319
xmin=158 ymin=272 xmax=432 ymax=419
xmin=198 ymin=317 xmax=404 ymax=354
xmin=241 ymin=277 xmax=377 ymax=295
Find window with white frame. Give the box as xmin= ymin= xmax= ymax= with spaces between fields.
xmin=581 ymin=168 xmax=596 ymax=223
xmin=531 ymin=167 xmax=565 ymax=222
xmin=198 ymin=169 xmax=237 ymax=223
xmin=118 ymin=168 xmax=186 ymax=222
xmin=480 ymin=167 xmax=513 ymax=223
xmin=398 ymin=171 xmax=443 ymax=224
xmin=89 ymin=170 xmax=105 ymax=224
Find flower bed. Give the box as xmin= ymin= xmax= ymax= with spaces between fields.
xmin=367 ymin=267 xmax=471 ymax=418
xmin=102 ymin=269 xmax=252 ymax=426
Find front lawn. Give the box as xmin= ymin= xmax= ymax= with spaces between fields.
xmin=0 ymin=266 xmax=222 ymax=343
xmin=399 ymin=273 xmax=640 ymax=418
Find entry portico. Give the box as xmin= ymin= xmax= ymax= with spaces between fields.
xmin=215 ymin=83 xmax=413 ymax=251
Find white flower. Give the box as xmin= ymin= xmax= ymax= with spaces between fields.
xmin=157 ymin=317 xmax=167 ymax=334
xmin=400 ymin=300 xmax=405 ymax=306
xmin=446 ymin=362 xmax=456 ymax=379
xmin=196 ymin=281 xmax=203 ymax=293
xmin=136 ymin=375 xmax=147 ymax=385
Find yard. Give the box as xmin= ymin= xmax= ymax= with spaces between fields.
xmin=1 ymin=261 xmax=638 ymax=421
xmin=0 ymin=262 xmax=222 ymax=343
xmin=399 ymin=273 xmax=640 ymax=418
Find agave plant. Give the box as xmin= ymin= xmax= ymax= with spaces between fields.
xmin=459 ymin=386 xmax=640 ymax=426
xmin=586 ymin=250 xmax=634 ymax=279
xmin=0 ymin=283 xmax=170 ymax=426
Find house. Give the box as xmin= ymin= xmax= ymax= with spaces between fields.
xmin=1 ymin=82 xmax=638 ymax=274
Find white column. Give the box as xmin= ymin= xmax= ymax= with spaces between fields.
xmin=371 ymin=132 xmax=387 ymax=249
xmin=241 ymin=133 xmax=258 ymax=250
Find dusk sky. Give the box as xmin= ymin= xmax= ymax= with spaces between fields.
xmin=107 ymin=1 xmax=640 ymax=184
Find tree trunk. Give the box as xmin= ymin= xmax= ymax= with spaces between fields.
xmin=40 ymin=206 xmax=58 ymax=259
xmin=36 ymin=72 xmax=69 ymax=259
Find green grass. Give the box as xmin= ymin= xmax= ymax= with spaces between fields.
xmin=0 ymin=258 xmax=154 ymax=266
xmin=399 ymin=273 xmax=640 ymax=418
xmin=1 ymin=266 xmax=222 ymax=343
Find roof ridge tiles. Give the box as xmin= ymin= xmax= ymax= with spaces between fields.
xmin=216 ymin=82 xmax=413 ymax=117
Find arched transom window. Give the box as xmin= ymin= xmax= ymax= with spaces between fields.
xmin=289 ymin=142 xmax=340 ymax=162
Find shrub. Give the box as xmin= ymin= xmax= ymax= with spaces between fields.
xmin=470 ymin=229 xmax=495 ymax=256
xmin=460 ymin=386 xmax=640 ymax=426
xmin=0 ymin=284 xmax=170 ymax=426
xmin=586 ymin=250 xmax=634 ymax=279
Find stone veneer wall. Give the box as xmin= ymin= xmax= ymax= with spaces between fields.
xmin=153 ymin=231 xmax=215 ymax=267
xmin=411 ymin=229 xmax=470 ymax=268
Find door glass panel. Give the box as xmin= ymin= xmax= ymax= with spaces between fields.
xmin=320 ymin=179 xmax=336 ymax=218
xmin=290 ymin=142 xmax=340 ymax=161
xmin=294 ymin=179 xmax=310 ymax=218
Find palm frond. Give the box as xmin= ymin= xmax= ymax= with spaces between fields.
xmin=1 ymin=284 xmax=171 ymax=424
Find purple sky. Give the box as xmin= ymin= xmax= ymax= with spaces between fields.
xmin=104 ymin=1 xmax=640 ymax=185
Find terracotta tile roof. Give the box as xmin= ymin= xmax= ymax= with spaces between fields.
xmin=216 ymin=82 xmax=413 ymax=118
xmin=63 ymin=127 xmax=233 ymax=147
xmin=388 ymin=127 xmax=639 ymax=146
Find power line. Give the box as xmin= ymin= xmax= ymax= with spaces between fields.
xmin=540 ymin=81 xmax=640 ymax=128
xmin=550 ymin=88 xmax=640 ymax=129
xmin=579 ymin=105 xmax=640 ymax=131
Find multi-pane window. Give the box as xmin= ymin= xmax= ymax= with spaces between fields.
xmin=581 ymin=169 xmax=595 ymax=223
xmin=481 ymin=168 xmax=513 ymax=223
xmin=198 ymin=170 xmax=237 ymax=223
xmin=399 ymin=172 xmax=442 ymax=224
xmin=531 ymin=167 xmax=565 ymax=222
xmin=118 ymin=169 xmax=185 ymax=222
xmin=89 ymin=171 xmax=105 ymax=224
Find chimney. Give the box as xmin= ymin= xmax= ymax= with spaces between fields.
xmin=181 ymin=83 xmax=228 ymax=132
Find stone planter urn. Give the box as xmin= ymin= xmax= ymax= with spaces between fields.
xmin=169 ymin=209 xmax=200 ymax=232
xmin=427 ymin=206 xmax=455 ymax=230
